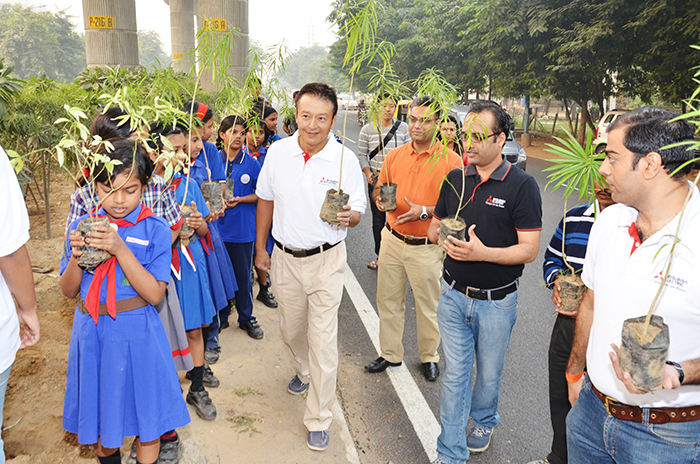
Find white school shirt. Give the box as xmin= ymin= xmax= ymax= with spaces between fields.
xmin=583 ymin=182 xmax=700 ymax=407
xmin=0 ymin=146 xmax=31 ymax=373
xmin=256 ymin=132 xmax=367 ymax=249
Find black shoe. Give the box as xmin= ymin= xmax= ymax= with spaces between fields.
xmin=159 ymin=435 xmax=182 ymax=464
xmin=423 ymin=362 xmax=440 ymax=382
xmin=204 ymin=347 xmax=220 ymax=364
xmin=219 ymin=320 xmax=230 ymax=332
xmin=365 ymin=356 xmax=402 ymax=373
xmin=256 ymin=284 xmax=278 ymax=308
xmin=184 ymin=365 xmax=219 ymax=388
xmin=240 ymin=320 xmax=264 ymax=339
xmin=186 ymin=389 xmax=217 ymax=420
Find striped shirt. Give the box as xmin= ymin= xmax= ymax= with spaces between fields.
xmin=543 ymin=203 xmax=598 ymax=286
xmin=356 ymin=119 xmax=410 ymax=172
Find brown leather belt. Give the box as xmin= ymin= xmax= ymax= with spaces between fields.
xmin=592 ymin=383 xmax=700 ymax=424
xmin=79 ymin=295 xmax=148 ymax=316
xmin=443 ymin=271 xmax=518 ymax=301
xmin=385 ymin=223 xmax=430 ymax=246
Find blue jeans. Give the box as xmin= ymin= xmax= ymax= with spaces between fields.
xmin=436 ymin=279 xmax=518 ymax=464
xmin=568 ymin=375 xmax=700 ymax=464
xmin=0 ymin=365 xmax=11 ymax=464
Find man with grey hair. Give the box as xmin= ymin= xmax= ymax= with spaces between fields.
xmin=365 ymin=96 xmax=461 ymax=382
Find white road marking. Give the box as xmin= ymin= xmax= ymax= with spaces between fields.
xmin=333 ymin=399 xmax=362 ymax=464
xmin=344 ymin=265 xmax=440 ymax=462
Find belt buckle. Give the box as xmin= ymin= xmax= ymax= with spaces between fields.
xmin=466 ymin=286 xmax=481 ymax=299
xmin=291 ymin=249 xmax=306 ymax=258
xmin=604 ymin=395 xmax=612 ymax=416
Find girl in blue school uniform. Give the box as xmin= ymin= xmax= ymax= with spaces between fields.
xmin=216 ymin=115 xmax=264 ymax=340
xmin=149 ymin=122 xmax=221 ymax=421
xmin=60 ymin=139 xmax=190 ymax=464
xmin=183 ymin=101 xmax=238 ymax=363
xmin=245 ymin=118 xmax=278 ymax=308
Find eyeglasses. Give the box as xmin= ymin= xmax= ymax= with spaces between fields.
xmin=459 ymin=131 xmax=502 ymax=142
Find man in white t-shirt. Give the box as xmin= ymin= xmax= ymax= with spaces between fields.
xmin=566 ymin=107 xmax=700 ymax=464
xmin=0 ymin=146 xmax=40 ymax=464
xmin=255 ymin=82 xmax=366 ymax=452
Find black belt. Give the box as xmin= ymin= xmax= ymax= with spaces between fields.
xmin=275 ymin=240 xmax=340 ymax=258
xmin=385 ymin=223 xmax=430 ymax=246
xmin=443 ymin=271 xmax=518 ymax=301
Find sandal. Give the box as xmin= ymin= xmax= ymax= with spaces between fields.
xmin=367 ymin=259 xmax=378 ymax=269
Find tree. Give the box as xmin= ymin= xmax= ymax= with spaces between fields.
xmin=0 ymin=4 xmax=85 ymax=81
xmin=279 ymin=45 xmax=348 ymax=90
xmin=138 ymin=29 xmax=171 ymax=69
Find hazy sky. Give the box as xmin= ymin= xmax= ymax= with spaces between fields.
xmin=23 ymin=0 xmax=338 ymax=54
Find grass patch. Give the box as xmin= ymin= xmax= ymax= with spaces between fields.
xmin=233 ymin=387 xmax=265 ymax=397
xmin=229 ymin=412 xmax=262 ymax=437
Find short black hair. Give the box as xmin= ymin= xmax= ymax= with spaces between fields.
xmin=295 ymin=82 xmax=338 ymax=117
xmin=148 ymin=121 xmax=187 ymax=152
xmin=183 ymin=101 xmax=213 ymax=126
xmin=607 ymin=107 xmax=695 ymax=179
xmin=92 ymin=107 xmax=132 ymax=140
xmin=92 ymin=138 xmax=152 ymax=187
xmin=411 ymin=95 xmax=441 ymax=121
xmin=216 ymin=115 xmax=246 ymax=149
xmin=467 ymin=100 xmax=510 ymax=135
xmin=377 ymin=92 xmax=397 ymax=104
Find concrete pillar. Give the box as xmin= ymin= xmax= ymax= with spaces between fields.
xmin=196 ymin=0 xmax=249 ymax=91
xmin=167 ymin=0 xmax=196 ymax=74
xmin=82 ymin=0 xmax=139 ymax=68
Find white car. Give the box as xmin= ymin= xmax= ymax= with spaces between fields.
xmin=593 ymin=110 xmax=627 ymax=152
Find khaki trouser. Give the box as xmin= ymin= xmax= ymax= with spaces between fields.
xmin=271 ymin=241 xmax=346 ymax=431
xmin=377 ymin=227 xmax=443 ymax=363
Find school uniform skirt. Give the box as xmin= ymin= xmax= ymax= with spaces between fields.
xmin=63 ymin=305 xmax=191 ymax=449
xmin=155 ymin=276 xmax=194 ymax=372
xmin=205 ymin=221 xmax=238 ymax=309
xmin=172 ymin=240 xmax=218 ymax=330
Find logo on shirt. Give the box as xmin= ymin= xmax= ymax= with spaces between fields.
xmin=241 ymin=174 xmax=251 ymax=184
xmin=652 ymin=270 xmax=688 ymax=292
xmin=126 ymin=236 xmax=149 ymax=246
xmin=485 ymin=195 xmax=506 ymax=208
xmin=319 ymin=177 xmax=339 ymax=189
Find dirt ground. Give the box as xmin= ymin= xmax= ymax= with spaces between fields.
xmin=3 ymin=175 xmax=96 ymax=463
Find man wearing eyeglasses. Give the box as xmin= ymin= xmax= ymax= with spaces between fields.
xmin=365 ymin=96 xmax=462 ymax=382
xmin=427 ymin=100 xmax=542 ymax=464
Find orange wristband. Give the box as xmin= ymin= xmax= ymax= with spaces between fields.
xmin=566 ymin=371 xmax=584 ymax=383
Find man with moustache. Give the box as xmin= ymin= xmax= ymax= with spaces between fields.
xmin=365 ymin=96 xmax=461 ymax=382
xmin=428 ymin=100 xmax=542 ymax=463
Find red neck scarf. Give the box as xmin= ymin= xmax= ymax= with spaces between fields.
xmin=84 ymin=206 xmax=155 ymax=324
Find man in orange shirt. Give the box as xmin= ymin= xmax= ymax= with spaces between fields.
xmin=365 ymin=96 xmax=462 ymax=381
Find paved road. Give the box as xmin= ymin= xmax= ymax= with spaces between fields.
xmin=308 ymin=110 xmax=570 ymax=464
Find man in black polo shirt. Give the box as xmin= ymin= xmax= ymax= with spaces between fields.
xmin=427 ymin=100 xmax=542 ymax=464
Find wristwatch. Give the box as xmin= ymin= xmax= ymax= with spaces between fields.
xmin=419 ymin=205 xmax=429 ymax=221
xmin=666 ymin=360 xmax=685 ymax=384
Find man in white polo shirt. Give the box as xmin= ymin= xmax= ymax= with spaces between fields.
xmin=0 ymin=145 xmax=41 ymax=464
xmin=255 ymin=82 xmax=366 ymax=452
xmin=566 ymin=107 xmax=700 ymax=464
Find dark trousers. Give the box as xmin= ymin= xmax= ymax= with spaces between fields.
xmin=368 ymin=182 xmax=386 ymax=256
xmin=547 ymin=313 xmax=576 ymax=464
xmin=224 ymin=241 xmax=255 ymax=325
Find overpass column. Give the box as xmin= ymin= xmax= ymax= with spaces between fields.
xmin=82 ymin=0 xmax=139 ymax=68
xmin=168 ymin=0 xmax=196 ymax=73
xmin=196 ymin=0 xmax=249 ymax=91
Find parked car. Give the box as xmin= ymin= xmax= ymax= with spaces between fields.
xmin=593 ymin=109 xmax=628 ymax=152
xmin=337 ymin=93 xmax=359 ymax=111
xmin=452 ymin=106 xmax=527 ymax=170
